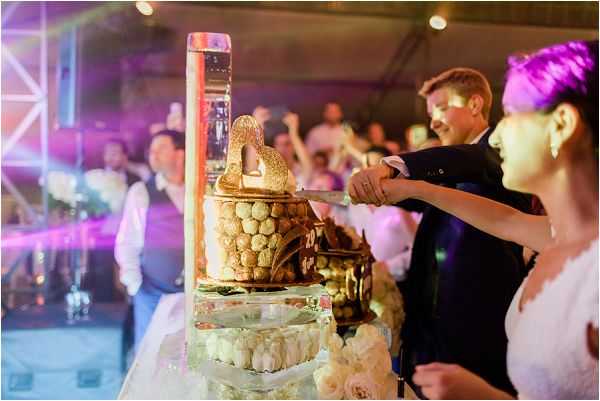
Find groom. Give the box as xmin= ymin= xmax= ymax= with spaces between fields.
xmin=349 ymin=68 xmax=531 ymax=396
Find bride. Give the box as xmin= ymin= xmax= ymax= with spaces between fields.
xmin=349 ymin=40 xmax=598 ymax=399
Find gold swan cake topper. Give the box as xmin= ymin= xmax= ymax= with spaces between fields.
xmin=216 ymin=115 xmax=289 ymax=196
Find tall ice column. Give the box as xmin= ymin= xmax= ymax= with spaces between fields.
xmin=184 ymin=32 xmax=232 ymax=344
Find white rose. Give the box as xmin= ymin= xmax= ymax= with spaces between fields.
xmin=313 ymin=362 xmax=349 ymax=399
xmin=327 ymin=332 xmax=345 ymax=357
xmin=344 ymin=372 xmax=382 ymax=400
xmin=380 ymin=373 xmax=398 ymax=400
xmin=362 ymin=343 xmax=392 ymax=381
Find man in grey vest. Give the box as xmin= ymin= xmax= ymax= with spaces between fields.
xmin=115 ymin=130 xmax=185 ymax=351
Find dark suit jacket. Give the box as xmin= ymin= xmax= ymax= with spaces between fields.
xmin=397 ymin=129 xmax=531 ymax=396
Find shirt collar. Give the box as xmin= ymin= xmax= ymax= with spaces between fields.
xmin=470 ymin=127 xmax=490 ymax=145
xmin=155 ymin=173 xmax=184 ymax=191
xmin=155 ymin=173 xmax=168 ymax=191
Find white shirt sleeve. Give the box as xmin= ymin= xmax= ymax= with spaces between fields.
xmin=381 ymin=156 xmax=410 ymax=178
xmin=114 ymin=181 xmax=149 ymax=296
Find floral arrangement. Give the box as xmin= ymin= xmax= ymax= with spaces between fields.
xmin=313 ymin=324 xmax=397 ymax=399
xmin=45 ymin=169 xmax=127 ymax=217
xmin=46 ymin=170 xmax=79 ymax=210
xmin=83 ymin=169 xmax=127 ymax=214
xmin=369 ymin=261 xmax=405 ymax=357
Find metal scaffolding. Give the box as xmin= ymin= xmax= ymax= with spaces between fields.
xmin=1 ymin=1 xmax=49 ymax=226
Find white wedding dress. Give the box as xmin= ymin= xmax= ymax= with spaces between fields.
xmin=505 ymin=239 xmax=598 ymax=399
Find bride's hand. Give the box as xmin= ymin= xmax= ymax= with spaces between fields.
xmin=412 ymin=363 xmax=512 ymax=400
xmin=380 ymin=179 xmax=420 ymax=204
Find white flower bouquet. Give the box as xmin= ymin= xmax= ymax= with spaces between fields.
xmin=83 ymin=169 xmax=127 ymax=214
xmin=313 ymin=324 xmax=397 ymax=399
xmin=43 ymin=169 xmax=127 ymax=217
xmin=369 ymin=261 xmax=406 ymax=357
xmin=46 ymin=170 xmax=79 ymax=210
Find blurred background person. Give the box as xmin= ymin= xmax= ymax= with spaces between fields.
xmin=115 ymin=130 xmax=185 ymax=351
xmin=305 ymin=102 xmax=345 ymax=157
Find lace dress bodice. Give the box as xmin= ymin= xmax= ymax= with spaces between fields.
xmin=505 ymin=239 xmax=598 ymax=399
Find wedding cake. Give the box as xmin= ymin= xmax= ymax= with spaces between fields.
xmin=187 ymin=115 xmax=332 ymax=395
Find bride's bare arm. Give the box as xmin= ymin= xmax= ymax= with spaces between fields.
xmin=381 ymin=179 xmax=552 ymax=252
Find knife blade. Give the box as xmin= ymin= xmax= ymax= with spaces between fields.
xmin=295 ymin=190 xmax=351 ymax=206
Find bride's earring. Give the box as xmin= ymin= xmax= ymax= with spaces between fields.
xmin=550 ymin=142 xmax=559 ymax=159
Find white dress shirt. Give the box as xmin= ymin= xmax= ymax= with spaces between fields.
xmin=305 ymin=122 xmax=345 ymax=155
xmin=115 ymin=173 xmax=184 ymax=296
xmin=382 ymin=128 xmax=489 ymax=177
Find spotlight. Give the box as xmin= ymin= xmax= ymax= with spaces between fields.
xmin=136 ymin=1 xmax=153 ymax=16
xmin=429 ymin=15 xmax=447 ymax=31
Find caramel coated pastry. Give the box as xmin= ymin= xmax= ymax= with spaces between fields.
xmin=257 ymin=248 xmax=274 ymax=267
xmin=287 ymin=203 xmax=297 ymax=217
xmin=251 ymin=202 xmax=270 ymax=221
xmin=333 ymin=306 xmax=343 ymax=319
xmin=325 ymin=280 xmax=339 ymax=296
xmin=234 ymin=269 xmax=254 ymax=282
xmin=222 ymin=235 xmax=236 ymax=251
xmin=316 ymin=255 xmax=329 ymax=269
xmin=228 ymin=251 xmax=242 ymax=270
xmin=318 ymin=268 xmax=332 ymax=280
xmin=236 ymin=233 xmax=252 ymax=251
xmin=251 ymin=234 xmax=268 ymax=252
xmin=342 ymin=306 xmax=354 ymax=319
xmin=215 ymin=218 xmax=227 ymax=235
xmin=222 ymin=267 xmax=235 ymax=281
xmin=328 ymin=257 xmax=343 ymax=270
xmin=224 ymin=217 xmax=243 ymax=236
xmin=268 ymin=233 xmax=283 ymax=250
xmin=221 ymin=202 xmax=236 ymax=219
xmin=253 ymin=267 xmax=270 ymax=282
xmin=270 ymin=203 xmax=285 ymax=218
xmin=240 ymin=249 xmax=258 ymax=268
xmin=333 ymin=292 xmax=347 ymax=307
xmin=235 ymin=202 xmax=252 ymax=219
xmin=296 ymin=202 xmax=307 ymax=217
xmin=277 ymin=218 xmax=292 ymax=235
xmin=259 ymin=217 xmax=277 ymax=236
xmin=242 ymin=218 xmax=259 ymax=235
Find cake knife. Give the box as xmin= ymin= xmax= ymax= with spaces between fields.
xmin=294 ymin=190 xmax=352 ymax=206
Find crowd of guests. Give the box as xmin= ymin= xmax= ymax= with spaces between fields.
xmin=77 ymin=38 xmax=597 ymax=400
